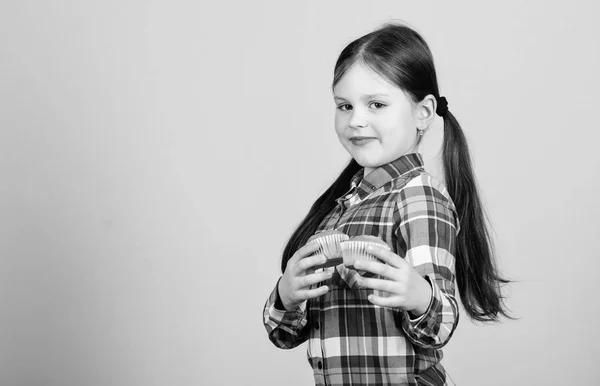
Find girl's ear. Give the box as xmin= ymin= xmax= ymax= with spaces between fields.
xmin=416 ymin=94 xmax=437 ymax=132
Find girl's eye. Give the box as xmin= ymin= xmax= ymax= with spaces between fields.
xmin=370 ymin=102 xmax=386 ymax=109
xmin=337 ymin=104 xmax=352 ymax=111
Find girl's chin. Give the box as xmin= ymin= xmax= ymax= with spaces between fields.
xmin=351 ymin=155 xmax=383 ymax=170
xmin=349 ymin=148 xmax=410 ymax=168
xmin=352 ymin=153 xmax=402 ymax=170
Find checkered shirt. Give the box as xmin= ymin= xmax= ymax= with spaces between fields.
xmin=263 ymin=153 xmax=460 ymax=385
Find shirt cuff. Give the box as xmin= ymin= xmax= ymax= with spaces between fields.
xmin=263 ymin=278 xmax=310 ymax=349
xmin=403 ymin=275 xmax=443 ymax=332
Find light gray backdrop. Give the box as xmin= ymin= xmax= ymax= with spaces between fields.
xmin=1 ymin=1 xmax=599 ymax=385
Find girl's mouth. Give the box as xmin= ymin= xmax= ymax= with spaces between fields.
xmin=350 ymin=137 xmax=376 ymax=146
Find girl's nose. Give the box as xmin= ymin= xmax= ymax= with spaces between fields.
xmin=349 ymin=110 xmax=368 ymax=129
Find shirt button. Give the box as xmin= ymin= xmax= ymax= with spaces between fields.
xmin=317 ymin=361 xmax=323 ymax=370
xmin=314 ymin=322 xmax=320 ymax=330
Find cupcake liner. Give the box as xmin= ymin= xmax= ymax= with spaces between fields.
xmin=308 ymin=233 xmax=349 ymax=268
xmin=341 ymin=240 xmax=391 ymax=273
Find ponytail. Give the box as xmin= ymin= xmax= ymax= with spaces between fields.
xmin=280 ymin=159 xmax=361 ymax=273
xmin=442 ymin=111 xmax=511 ymax=321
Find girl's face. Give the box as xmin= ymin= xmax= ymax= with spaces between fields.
xmin=333 ymin=62 xmax=420 ymax=175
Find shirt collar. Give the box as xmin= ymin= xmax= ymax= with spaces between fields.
xmin=349 ymin=152 xmax=425 ymax=200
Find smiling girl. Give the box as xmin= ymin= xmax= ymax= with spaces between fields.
xmin=263 ymin=23 xmax=509 ymax=385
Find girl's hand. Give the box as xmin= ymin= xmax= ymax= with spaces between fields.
xmin=278 ymin=242 xmax=333 ymax=311
xmin=354 ymin=245 xmax=432 ymax=317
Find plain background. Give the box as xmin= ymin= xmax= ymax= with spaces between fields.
xmin=1 ymin=1 xmax=599 ymax=385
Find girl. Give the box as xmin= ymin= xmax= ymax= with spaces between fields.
xmin=263 ymin=23 xmax=509 ymax=386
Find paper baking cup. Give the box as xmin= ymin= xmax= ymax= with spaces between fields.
xmin=341 ymin=241 xmax=391 ymax=272
xmin=308 ymin=233 xmax=349 ymax=268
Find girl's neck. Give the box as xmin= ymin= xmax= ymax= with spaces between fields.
xmin=363 ymin=151 xmax=421 ymax=177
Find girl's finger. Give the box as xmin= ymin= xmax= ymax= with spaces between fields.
xmin=299 ymin=285 xmax=330 ymax=300
xmin=357 ymin=277 xmax=397 ymax=293
xmin=365 ymin=245 xmax=406 ymax=269
xmin=367 ymin=293 xmax=402 ymax=308
xmin=353 ymin=259 xmax=399 ymax=281
xmin=299 ymin=270 xmax=333 ymax=289
xmin=296 ymin=253 xmax=327 ymax=273
xmin=290 ymin=242 xmax=321 ymax=264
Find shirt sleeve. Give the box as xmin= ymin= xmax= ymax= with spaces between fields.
xmin=263 ymin=277 xmax=310 ymax=349
xmin=393 ymin=180 xmax=460 ymax=349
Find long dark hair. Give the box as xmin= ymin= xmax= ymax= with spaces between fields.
xmin=281 ymin=23 xmax=510 ymax=322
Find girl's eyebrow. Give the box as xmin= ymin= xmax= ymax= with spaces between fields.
xmin=362 ymin=93 xmax=390 ymax=99
xmin=333 ymin=93 xmax=390 ymax=101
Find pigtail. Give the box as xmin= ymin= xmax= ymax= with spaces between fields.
xmin=281 ymin=159 xmax=361 ymax=273
xmin=442 ymin=110 xmax=511 ymax=321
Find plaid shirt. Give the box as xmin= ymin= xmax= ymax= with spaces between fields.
xmin=263 ymin=153 xmax=460 ymax=385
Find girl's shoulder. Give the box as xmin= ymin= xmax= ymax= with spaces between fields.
xmin=392 ymin=169 xmax=456 ymax=212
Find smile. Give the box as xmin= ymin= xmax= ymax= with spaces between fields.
xmin=350 ymin=137 xmax=376 ymax=146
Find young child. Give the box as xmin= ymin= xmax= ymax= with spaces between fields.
xmin=263 ymin=23 xmax=509 ymax=386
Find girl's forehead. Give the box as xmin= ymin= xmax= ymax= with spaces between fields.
xmin=334 ymin=62 xmax=400 ymax=97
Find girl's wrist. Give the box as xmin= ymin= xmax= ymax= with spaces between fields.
xmin=277 ymin=277 xmax=299 ymax=311
xmin=410 ymin=276 xmax=433 ymax=317
xmin=281 ymin=295 xmax=299 ymax=311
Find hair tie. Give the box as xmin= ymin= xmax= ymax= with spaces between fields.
xmin=436 ymin=96 xmax=448 ymax=117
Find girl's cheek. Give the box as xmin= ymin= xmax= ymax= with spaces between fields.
xmin=334 ymin=119 xmax=346 ymax=136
